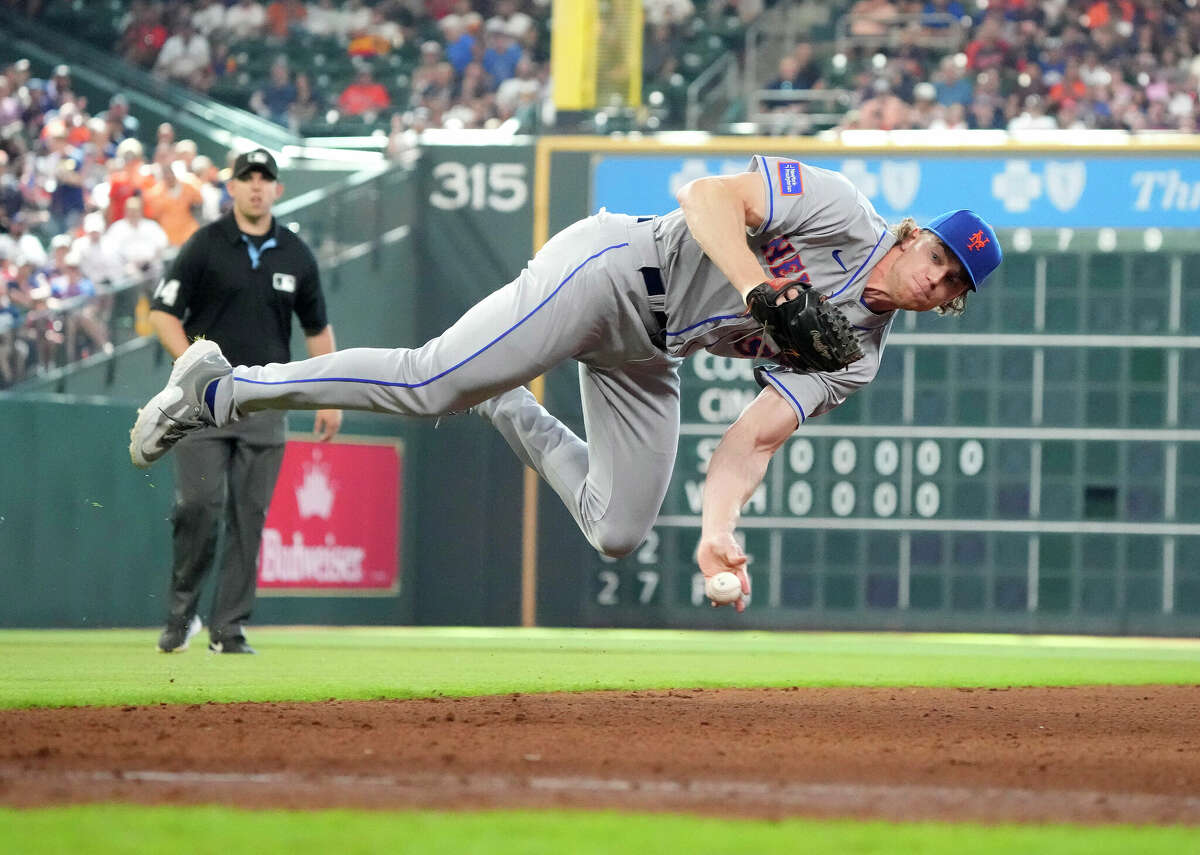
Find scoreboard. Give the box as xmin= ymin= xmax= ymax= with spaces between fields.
xmin=564 ymin=229 xmax=1200 ymax=634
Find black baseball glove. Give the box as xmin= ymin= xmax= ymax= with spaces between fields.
xmin=745 ymin=278 xmax=864 ymax=374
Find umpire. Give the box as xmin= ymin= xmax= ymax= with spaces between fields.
xmin=148 ymin=148 xmax=341 ymax=654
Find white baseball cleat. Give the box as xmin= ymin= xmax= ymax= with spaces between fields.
xmin=129 ymin=339 xmax=231 ymax=469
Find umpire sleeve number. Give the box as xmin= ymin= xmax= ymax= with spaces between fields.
xmin=430 ymin=162 xmax=528 ymax=213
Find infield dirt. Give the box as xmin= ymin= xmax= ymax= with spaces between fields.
xmin=3 ymin=685 xmax=1199 ymax=824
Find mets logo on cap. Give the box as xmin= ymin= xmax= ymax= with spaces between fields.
xmin=923 ymin=209 xmax=1002 ymax=290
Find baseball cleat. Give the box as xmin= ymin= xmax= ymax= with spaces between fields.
xmin=129 ymin=339 xmax=231 ymax=469
xmin=157 ymin=614 xmax=203 ymax=653
xmin=209 ymin=637 xmax=256 ymax=654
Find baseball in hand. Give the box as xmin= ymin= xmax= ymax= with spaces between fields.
xmin=705 ymin=572 xmax=742 ymax=605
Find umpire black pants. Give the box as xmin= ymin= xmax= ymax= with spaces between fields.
xmin=165 ymin=410 xmax=286 ymax=643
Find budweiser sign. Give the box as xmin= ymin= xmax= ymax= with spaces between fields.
xmin=257 ymin=439 xmax=402 ymax=592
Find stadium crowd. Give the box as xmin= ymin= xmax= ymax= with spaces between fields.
xmin=94 ymin=0 xmax=1200 ymax=136
xmin=764 ymin=0 xmax=1200 ymax=133
xmin=2 ymin=0 xmax=1199 ymax=388
xmin=0 ymin=56 xmax=234 ymax=386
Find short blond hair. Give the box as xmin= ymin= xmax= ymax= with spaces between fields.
xmin=889 ymin=217 xmax=968 ymax=317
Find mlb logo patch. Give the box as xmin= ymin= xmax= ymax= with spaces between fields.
xmin=778 ymin=161 xmax=803 ymax=195
xmin=272 ymin=272 xmax=296 ymax=293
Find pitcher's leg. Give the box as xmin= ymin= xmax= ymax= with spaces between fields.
xmin=482 ymin=360 xmax=681 ymax=557
xmin=223 ymin=240 xmax=633 ymax=423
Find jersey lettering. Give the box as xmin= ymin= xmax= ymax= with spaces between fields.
xmin=762 ymin=237 xmax=795 ymax=265
xmin=762 ymin=236 xmax=809 ymax=280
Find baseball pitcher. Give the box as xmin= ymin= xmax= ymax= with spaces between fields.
xmin=131 ymin=157 xmax=1002 ymax=613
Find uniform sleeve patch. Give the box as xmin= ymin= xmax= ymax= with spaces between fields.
xmin=778 ymin=160 xmax=803 ymax=195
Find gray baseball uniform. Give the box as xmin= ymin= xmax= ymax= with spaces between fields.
xmin=205 ymin=157 xmax=898 ymax=556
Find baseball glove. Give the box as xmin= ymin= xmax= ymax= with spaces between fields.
xmin=745 ymin=278 xmax=864 ymax=374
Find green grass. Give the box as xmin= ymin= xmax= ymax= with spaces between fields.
xmin=1 ymin=627 xmax=1199 ymax=709
xmin=3 ymin=806 xmax=1198 ymax=855
xmin=5 ymin=628 xmax=1200 ymax=851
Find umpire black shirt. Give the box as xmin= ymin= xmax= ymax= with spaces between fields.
xmin=150 ymin=213 xmax=327 ymax=367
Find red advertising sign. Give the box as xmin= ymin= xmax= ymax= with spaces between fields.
xmin=257 ymin=438 xmax=402 ymax=593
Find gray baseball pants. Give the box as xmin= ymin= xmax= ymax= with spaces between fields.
xmin=216 ymin=212 xmax=682 ymax=557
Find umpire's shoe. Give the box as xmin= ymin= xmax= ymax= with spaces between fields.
xmin=209 ymin=636 xmax=256 ymax=655
xmin=130 ymin=339 xmax=231 ymax=469
xmin=157 ymin=615 xmax=203 ymax=653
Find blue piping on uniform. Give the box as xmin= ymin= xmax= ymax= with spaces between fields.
xmin=233 ymin=242 xmax=631 ymax=389
xmin=761 ymin=366 xmax=807 ymax=423
xmin=758 ymin=155 xmax=774 ymax=233
xmin=665 ymin=312 xmax=749 ymax=338
xmin=829 ymin=229 xmax=887 ymax=299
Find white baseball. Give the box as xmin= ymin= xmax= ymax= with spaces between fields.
xmin=705 ymin=571 xmax=742 ymax=605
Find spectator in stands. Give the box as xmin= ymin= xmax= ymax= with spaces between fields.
xmin=154 ymin=17 xmax=213 ymax=90
xmin=854 ymin=78 xmax=912 ymax=130
xmin=42 ymin=233 xmax=72 ymax=280
xmin=304 ymin=0 xmax=343 ymax=39
xmin=922 ymin=0 xmax=967 ymax=30
xmin=1049 ymin=56 xmax=1089 ymax=108
xmin=250 ymin=58 xmax=298 ymax=126
xmin=764 ymin=47 xmax=822 ymax=115
xmin=2 ymin=211 xmax=47 ymax=269
xmin=153 ymin=122 xmax=177 ymax=169
xmin=0 ymin=255 xmax=21 ymax=387
xmin=1003 ymin=93 xmax=1060 ymax=130
xmin=83 ymin=116 xmax=116 ymax=165
xmin=189 ymin=155 xmax=227 ymax=222
xmin=386 ymin=108 xmax=427 ymax=167
xmin=287 ymin=72 xmax=324 ymax=133
xmin=848 ymin=0 xmax=898 ymax=38
xmin=225 ymin=0 xmax=268 ymax=41
xmin=51 ymin=249 xmax=111 ymax=359
xmin=0 ymin=76 xmax=21 ymax=129
xmin=45 ymin=64 xmax=73 ymax=109
xmin=266 ymin=0 xmax=308 ymax=41
xmin=101 ymin=94 xmax=140 ymax=143
xmin=355 ymin=6 xmax=406 ymax=55
xmin=910 ymin=81 xmax=945 ymax=127
xmin=412 ymin=40 xmax=447 ymax=93
xmin=482 ymin=19 xmax=522 ymax=89
xmin=106 ymin=137 xmax=154 ymax=224
xmin=29 ymin=121 xmax=85 ymax=237
xmin=643 ymin=22 xmax=681 ymax=85
xmin=933 ymin=54 xmax=974 ymax=107
xmin=192 ymin=0 xmax=228 ymax=39
xmin=341 ymin=0 xmax=372 ymax=38
xmin=414 ymin=61 xmax=456 ymax=115
xmin=174 ymin=139 xmax=199 ymax=174
xmin=3 ymin=254 xmax=37 ymax=380
xmin=644 ymin=0 xmax=695 ymax=27
xmin=496 ymin=56 xmax=540 ymax=118
xmin=337 ymin=65 xmax=390 ymax=118
xmin=71 ymin=212 xmax=123 ymax=287
xmin=440 ymin=14 xmax=475 ymax=75
xmin=459 ymin=60 xmax=492 ymax=102
xmin=0 ymin=151 xmax=22 ymax=230
xmin=103 ymin=196 xmax=169 ymax=283
xmin=144 ymin=161 xmax=204 ymax=247
xmin=120 ymin=1 xmax=169 ymax=69
xmin=964 ymin=14 xmax=1014 ymax=73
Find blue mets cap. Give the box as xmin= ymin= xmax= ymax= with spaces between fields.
xmin=923 ymin=209 xmax=1002 ymax=290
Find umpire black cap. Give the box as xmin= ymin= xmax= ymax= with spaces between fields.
xmin=232 ymin=148 xmax=279 ymax=181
